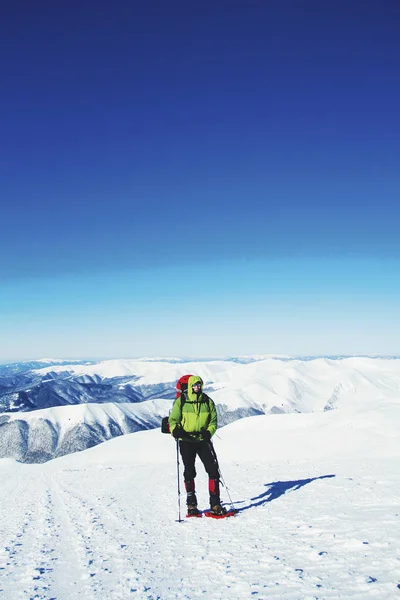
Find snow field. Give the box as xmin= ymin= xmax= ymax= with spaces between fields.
xmin=1 ymin=406 xmax=399 ymax=599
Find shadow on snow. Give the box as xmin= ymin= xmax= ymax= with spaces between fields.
xmin=235 ymin=474 xmax=336 ymax=513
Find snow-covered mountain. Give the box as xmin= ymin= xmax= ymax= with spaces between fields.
xmin=0 ymin=358 xmax=239 ymax=412
xmin=0 ymin=401 xmax=170 ymax=463
xmin=0 ymin=385 xmax=399 ymax=599
xmin=0 ymin=356 xmax=399 ymax=463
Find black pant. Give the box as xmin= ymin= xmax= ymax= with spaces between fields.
xmin=179 ymin=440 xmax=219 ymax=481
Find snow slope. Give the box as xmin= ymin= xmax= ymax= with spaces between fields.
xmin=15 ymin=356 xmax=400 ymax=416
xmin=35 ymin=358 xmax=238 ymax=382
xmin=0 ymin=390 xmax=399 ymax=599
xmin=0 ymin=401 xmax=171 ymax=462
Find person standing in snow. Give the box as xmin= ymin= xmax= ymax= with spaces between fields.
xmin=168 ymin=375 xmax=227 ymax=516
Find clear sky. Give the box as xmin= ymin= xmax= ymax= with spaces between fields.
xmin=1 ymin=0 xmax=399 ymax=360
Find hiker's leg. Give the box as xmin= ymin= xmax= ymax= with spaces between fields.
xmin=197 ymin=442 xmax=220 ymax=506
xmin=179 ymin=441 xmax=197 ymax=506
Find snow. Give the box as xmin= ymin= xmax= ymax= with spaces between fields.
xmin=32 ymin=356 xmax=400 ymax=416
xmin=3 ymin=400 xmax=170 ymax=434
xmin=1 ymin=372 xmax=399 ymax=599
xmin=35 ymin=358 xmax=238 ymax=382
xmin=4 ymin=356 xmax=400 ymax=464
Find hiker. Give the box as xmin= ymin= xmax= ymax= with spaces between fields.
xmin=168 ymin=375 xmax=227 ymax=516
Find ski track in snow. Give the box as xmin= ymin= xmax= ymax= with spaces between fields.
xmin=1 ymin=457 xmax=399 ymax=600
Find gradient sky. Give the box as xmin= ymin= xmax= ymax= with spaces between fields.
xmin=1 ymin=0 xmax=399 ymax=360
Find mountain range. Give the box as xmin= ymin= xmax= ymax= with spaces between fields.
xmin=0 ymin=356 xmax=399 ymax=463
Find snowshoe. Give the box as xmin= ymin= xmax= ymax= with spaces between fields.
xmin=204 ymin=505 xmax=236 ymax=519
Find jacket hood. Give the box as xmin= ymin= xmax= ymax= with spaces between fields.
xmin=187 ymin=375 xmax=204 ymax=402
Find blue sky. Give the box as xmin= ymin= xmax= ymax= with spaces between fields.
xmin=1 ymin=1 xmax=399 ymax=360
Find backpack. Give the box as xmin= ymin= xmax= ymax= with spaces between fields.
xmin=161 ymin=374 xmax=210 ymax=434
xmin=175 ymin=373 xmax=193 ymax=399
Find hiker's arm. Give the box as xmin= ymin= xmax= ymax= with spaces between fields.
xmin=168 ymin=398 xmax=182 ymax=435
xmin=208 ymin=399 xmax=218 ymax=438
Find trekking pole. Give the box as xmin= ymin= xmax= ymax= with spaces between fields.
xmin=175 ymin=439 xmax=184 ymax=522
xmin=209 ymin=441 xmax=236 ymax=512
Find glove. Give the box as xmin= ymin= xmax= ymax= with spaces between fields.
xmin=201 ymin=429 xmax=211 ymax=442
xmin=172 ymin=426 xmax=185 ymax=439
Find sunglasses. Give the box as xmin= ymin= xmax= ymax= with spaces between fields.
xmin=192 ymin=383 xmax=202 ymax=388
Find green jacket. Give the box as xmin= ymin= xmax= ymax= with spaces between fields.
xmin=169 ymin=375 xmax=218 ymax=442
